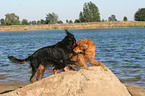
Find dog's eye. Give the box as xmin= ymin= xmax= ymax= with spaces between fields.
xmin=80 ymin=46 xmax=85 ymax=50
xmin=75 ymin=44 xmax=78 ymax=47
xmin=73 ymin=42 xmax=78 ymax=48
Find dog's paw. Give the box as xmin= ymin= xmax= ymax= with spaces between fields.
xmin=86 ymin=68 xmax=93 ymax=71
xmin=104 ymin=68 xmax=108 ymax=71
xmin=75 ymin=69 xmax=79 ymax=71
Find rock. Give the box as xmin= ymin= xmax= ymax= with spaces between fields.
xmin=2 ymin=66 xmax=131 ymax=96
xmin=125 ymin=84 xmax=145 ymax=96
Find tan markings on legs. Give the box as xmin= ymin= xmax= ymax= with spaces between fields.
xmin=89 ymin=60 xmax=108 ymax=71
xmin=64 ymin=65 xmax=79 ymax=71
xmin=37 ymin=64 xmax=46 ymax=81
xmin=63 ymin=66 xmax=70 ymax=71
xmin=68 ymin=65 xmax=79 ymax=71
xmin=30 ymin=64 xmax=45 ymax=83
xmin=30 ymin=69 xmax=39 ymax=83
xmin=53 ymin=68 xmax=59 ymax=74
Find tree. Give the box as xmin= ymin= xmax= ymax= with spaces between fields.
xmin=108 ymin=15 xmax=117 ymax=21
xmin=81 ymin=1 xmax=100 ymax=22
xmin=123 ymin=16 xmax=128 ymax=21
xmin=66 ymin=19 xmax=69 ymax=23
xmin=57 ymin=20 xmax=63 ymax=24
xmin=134 ymin=8 xmax=145 ymax=21
xmin=69 ymin=20 xmax=73 ymax=23
xmin=79 ymin=11 xmax=85 ymax=22
xmin=21 ymin=19 xmax=29 ymax=25
xmin=32 ymin=21 xmax=36 ymax=25
xmin=37 ymin=20 xmax=41 ymax=25
xmin=40 ymin=19 xmax=45 ymax=24
xmin=0 ymin=18 xmax=5 ymax=26
xmin=102 ymin=19 xmax=105 ymax=22
xmin=108 ymin=17 xmax=112 ymax=21
xmin=5 ymin=13 xmax=20 ymax=25
xmin=45 ymin=12 xmax=58 ymax=24
xmin=74 ymin=19 xmax=80 ymax=23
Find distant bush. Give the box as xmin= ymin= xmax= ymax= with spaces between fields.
xmin=57 ymin=20 xmax=63 ymax=24
xmin=123 ymin=16 xmax=128 ymax=21
xmin=21 ymin=19 xmax=29 ymax=25
xmin=0 ymin=18 xmax=5 ymax=26
xmin=108 ymin=15 xmax=117 ymax=21
xmin=5 ymin=13 xmax=20 ymax=25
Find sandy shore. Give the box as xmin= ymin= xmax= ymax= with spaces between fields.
xmin=0 ymin=21 xmax=145 ymax=32
xmin=0 ymin=81 xmax=30 ymax=94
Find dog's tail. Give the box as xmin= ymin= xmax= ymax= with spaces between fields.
xmin=8 ymin=56 xmax=31 ymax=64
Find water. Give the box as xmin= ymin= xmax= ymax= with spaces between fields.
xmin=0 ymin=28 xmax=145 ymax=88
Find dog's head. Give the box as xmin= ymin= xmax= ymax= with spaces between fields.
xmin=65 ymin=29 xmax=77 ymax=47
xmin=57 ymin=30 xmax=77 ymax=53
xmin=73 ymin=42 xmax=88 ymax=54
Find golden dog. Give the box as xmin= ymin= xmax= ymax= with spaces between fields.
xmin=66 ymin=38 xmax=108 ymax=71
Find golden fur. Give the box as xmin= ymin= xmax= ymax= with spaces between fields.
xmin=69 ymin=38 xmax=108 ymax=71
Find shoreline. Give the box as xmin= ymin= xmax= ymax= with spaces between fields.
xmin=0 ymin=21 xmax=145 ymax=32
xmin=0 ymin=81 xmax=30 ymax=94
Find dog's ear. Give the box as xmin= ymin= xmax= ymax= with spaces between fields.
xmin=80 ymin=44 xmax=89 ymax=50
xmin=65 ymin=29 xmax=72 ymax=36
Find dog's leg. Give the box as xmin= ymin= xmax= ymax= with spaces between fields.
xmin=82 ymin=63 xmax=90 ymax=70
xmin=30 ymin=61 xmax=40 ymax=83
xmin=77 ymin=55 xmax=90 ymax=70
xmin=53 ymin=68 xmax=59 ymax=74
xmin=68 ymin=65 xmax=79 ymax=71
xmin=64 ymin=65 xmax=79 ymax=71
xmin=36 ymin=64 xmax=46 ymax=81
xmin=89 ymin=60 xmax=108 ymax=71
xmin=30 ymin=68 xmax=39 ymax=83
xmin=72 ymin=57 xmax=91 ymax=71
xmin=63 ymin=66 xmax=70 ymax=71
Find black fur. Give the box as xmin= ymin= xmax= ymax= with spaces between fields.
xmin=8 ymin=30 xmax=77 ymax=82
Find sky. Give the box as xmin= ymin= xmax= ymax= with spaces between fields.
xmin=0 ymin=0 xmax=145 ymax=22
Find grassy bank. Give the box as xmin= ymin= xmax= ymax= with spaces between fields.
xmin=0 ymin=21 xmax=145 ymax=32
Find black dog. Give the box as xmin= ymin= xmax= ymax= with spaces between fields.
xmin=8 ymin=30 xmax=77 ymax=83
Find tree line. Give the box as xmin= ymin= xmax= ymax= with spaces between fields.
xmin=0 ymin=1 xmax=145 ymax=26
xmin=0 ymin=12 xmax=63 ymax=26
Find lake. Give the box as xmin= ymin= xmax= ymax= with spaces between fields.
xmin=0 ymin=28 xmax=145 ymax=88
